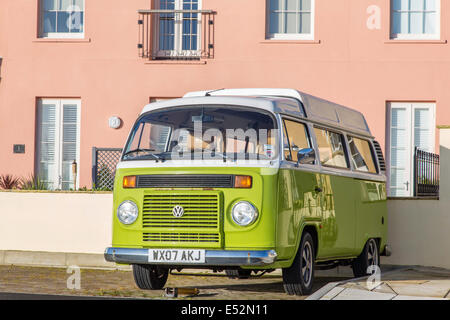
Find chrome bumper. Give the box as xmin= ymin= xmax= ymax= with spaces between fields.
xmin=104 ymin=247 xmax=277 ymax=266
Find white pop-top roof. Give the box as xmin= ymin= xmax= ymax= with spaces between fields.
xmin=140 ymin=88 xmax=371 ymax=137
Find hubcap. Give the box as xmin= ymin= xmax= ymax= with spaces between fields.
xmin=367 ymin=239 xmax=379 ymax=272
xmin=301 ymin=242 xmax=313 ymax=286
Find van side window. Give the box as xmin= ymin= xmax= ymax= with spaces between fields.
xmin=348 ymin=136 xmax=377 ymax=173
xmin=283 ymin=120 xmax=311 ymax=162
xmin=313 ymin=127 xmax=349 ymax=168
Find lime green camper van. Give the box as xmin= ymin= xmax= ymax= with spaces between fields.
xmin=105 ymin=89 xmax=390 ymax=295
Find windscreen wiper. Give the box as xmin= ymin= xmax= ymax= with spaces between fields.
xmin=123 ymin=149 xmax=163 ymax=162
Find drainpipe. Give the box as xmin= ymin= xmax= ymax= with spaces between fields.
xmin=0 ymin=56 xmax=3 ymax=82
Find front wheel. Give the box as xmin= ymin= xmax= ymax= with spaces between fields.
xmin=352 ymin=238 xmax=380 ymax=278
xmin=282 ymin=232 xmax=315 ymax=295
xmin=132 ymin=264 xmax=169 ymax=290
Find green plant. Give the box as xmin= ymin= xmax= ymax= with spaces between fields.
xmin=0 ymin=174 xmax=21 ymax=189
xmin=92 ymin=183 xmax=113 ymax=192
xmin=20 ymin=174 xmax=48 ymax=190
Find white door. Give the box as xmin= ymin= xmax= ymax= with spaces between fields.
xmin=36 ymin=99 xmax=81 ymax=190
xmin=387 ymin=102 xmax=435 ymax=197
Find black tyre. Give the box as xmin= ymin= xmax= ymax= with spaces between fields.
xmin=225 ymin=268 xmax=252 ymax=279
xmin=132 ymin=264 xmax=169 ymax=290
xmin=282 ymin=232 xmax=315 ymax=295
xmin=352 ymin=238 xmax=380 ymax=278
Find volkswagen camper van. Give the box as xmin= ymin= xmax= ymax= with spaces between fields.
xmin=105 ymin=89 xmax=390 ymax=295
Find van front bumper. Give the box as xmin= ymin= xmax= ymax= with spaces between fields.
xmin=104 ymin=247 xmax=277 ymax=266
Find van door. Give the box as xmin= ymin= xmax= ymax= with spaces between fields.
xmin=313 ymin=127 xmax=357 ymax=258
xmin=348 ymin=136 xmax=387 ymax=251
xmin=277 ymin=119 xmax=320 ymax=260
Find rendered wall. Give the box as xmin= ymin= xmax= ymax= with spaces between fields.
xmin=0 ymin=192 xmax=113 ymax=254
xmin=382 ymin=128 xmax=450 ymax=269
xmin=1 ymin=0 xmax=450 ymax=187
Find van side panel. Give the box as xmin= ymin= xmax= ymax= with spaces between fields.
xmin=275 ymin=168 xmax=321 ymax=260
xmin=276 ymin=168 xmax=363 ymax=262
xmin=354 ymin=180 xmax=388 ymax=254
xmin=317 ymin=173 xmax=357 ymax=258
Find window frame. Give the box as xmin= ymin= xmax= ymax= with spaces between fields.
xmin=153 ymin=0 xmax=203 ymax=59
xmin=347 ymin=135 xmax=379 ymax=175
xmin=38 ymin=0 xmax=86 ymax=39
xmin=313 ymin=126 xmax=350 ymax=170
xmin=282 ymin=118 xmax=313 ymax=163
xmin=35 ymin=98 xmax=81 ymax=190
xmin=386 ymin=102 xmax=436 ymax=197
xmin=390 ymin=0 xmax=441 ymax=40
xmin=266 ymin=0 xmax=315 ymax=41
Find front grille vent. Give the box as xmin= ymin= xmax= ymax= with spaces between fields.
xmin=373 ymin=140 xmax=386 ymax=172
xmin=142 ymin=193 xmax=220 ymax=229
xmin=143 ymin=232 xmax=220 ymax=243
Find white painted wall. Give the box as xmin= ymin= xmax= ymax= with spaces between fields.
xmin=0 ymin=192 xmax=112 ymax=254
xmin=382 ymin=128 xmax=450 ymax=270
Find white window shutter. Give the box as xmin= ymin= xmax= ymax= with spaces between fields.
xmin=37 ymin=99 xmax=80 ymax=190
xmin=37 ymin=102 xmax=58 ymax=189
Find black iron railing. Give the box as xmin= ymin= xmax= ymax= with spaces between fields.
xmin=414 ymin=147 xmax=440 ymax=197
xmin=138 ymin=9 xmax=215 ymax=60
xmin=92 ymin=147 xmax=123 ymax=190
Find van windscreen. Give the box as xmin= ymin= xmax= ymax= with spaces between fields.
xmin=122 ymin=105 xmax=279 ymax=161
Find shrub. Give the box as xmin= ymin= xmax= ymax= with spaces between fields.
xmin=20 ymin=175 xmax=48 ymax=190
xmin=0 ymin=174 xmax=21 ymax=189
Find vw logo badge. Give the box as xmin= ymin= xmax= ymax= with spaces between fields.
xmin=172 ymin=205 xmax=184 ymax=218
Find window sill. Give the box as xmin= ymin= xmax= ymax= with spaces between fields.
xmin=144 ymin=59 xmax=207 ymax=65
xmin=384 ymin=39 xmax=447 ymax=44
xmin=33 ymin=38 xmax=91 ymax=43
xmin=387 ymin=196 xmax=439 ymax=200
xmin=260 ymin=40 xmax=321 ymax=45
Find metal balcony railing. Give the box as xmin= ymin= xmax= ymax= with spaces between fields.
xmin=414 ymin=147 xmax=440 ymax=197
xmin=138 ymin=9 xmax=215 ymax=60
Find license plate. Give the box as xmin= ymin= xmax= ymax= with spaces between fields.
xmin=148 ymin=249 xmax=206 ymax=264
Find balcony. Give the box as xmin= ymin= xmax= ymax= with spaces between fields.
xmin=138 ymin=9 xmax=215 ymax=61
xmin=414 ymin=147 xmax=440 ymax=198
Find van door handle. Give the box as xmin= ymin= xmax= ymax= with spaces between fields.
xmin=315 ymin=186 xmax=323 ymax=193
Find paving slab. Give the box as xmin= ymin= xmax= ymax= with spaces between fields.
xmin=393 ymin=295 xmax=447 ymax=300
xmin=332 ymin=288 xmax=396 ymax=300
xmin=386 ymin=280 xmax=450 ymax=298
xmin=315 ymin=266 xmax=450 ymax=300
xmin=319 ymin=287 xmax=346 ymax=300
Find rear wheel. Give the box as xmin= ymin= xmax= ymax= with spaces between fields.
xmin=352 ymin=238 xmax=380 ymax=278
xmin=132 ymin=264 xmax=169 ymax=290
xmin=225 ymin=268 xmax=252 ymax=279
xmin=282 ymin=232 xmax=315 ymax=295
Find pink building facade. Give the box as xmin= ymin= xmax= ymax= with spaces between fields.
xmin=0 ymin=0 xmax=448 ymax=197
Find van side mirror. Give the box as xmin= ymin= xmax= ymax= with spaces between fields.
xmin=297 ymin=148 xmax=316 ymax=165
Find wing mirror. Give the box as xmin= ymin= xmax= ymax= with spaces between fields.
xmin=297 ymin=148 xmax=316 ymax=165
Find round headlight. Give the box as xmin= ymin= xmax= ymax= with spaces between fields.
xmin=117 ymin=200 xmax=139 ymax=225
xmin=231 ymin=201 xmax=258 ymax=226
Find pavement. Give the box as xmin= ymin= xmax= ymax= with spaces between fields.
xmin=309 ymin=266 xmax=450 ymax=300
xmin=0 ymin=264 xmax=448 ymax=300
